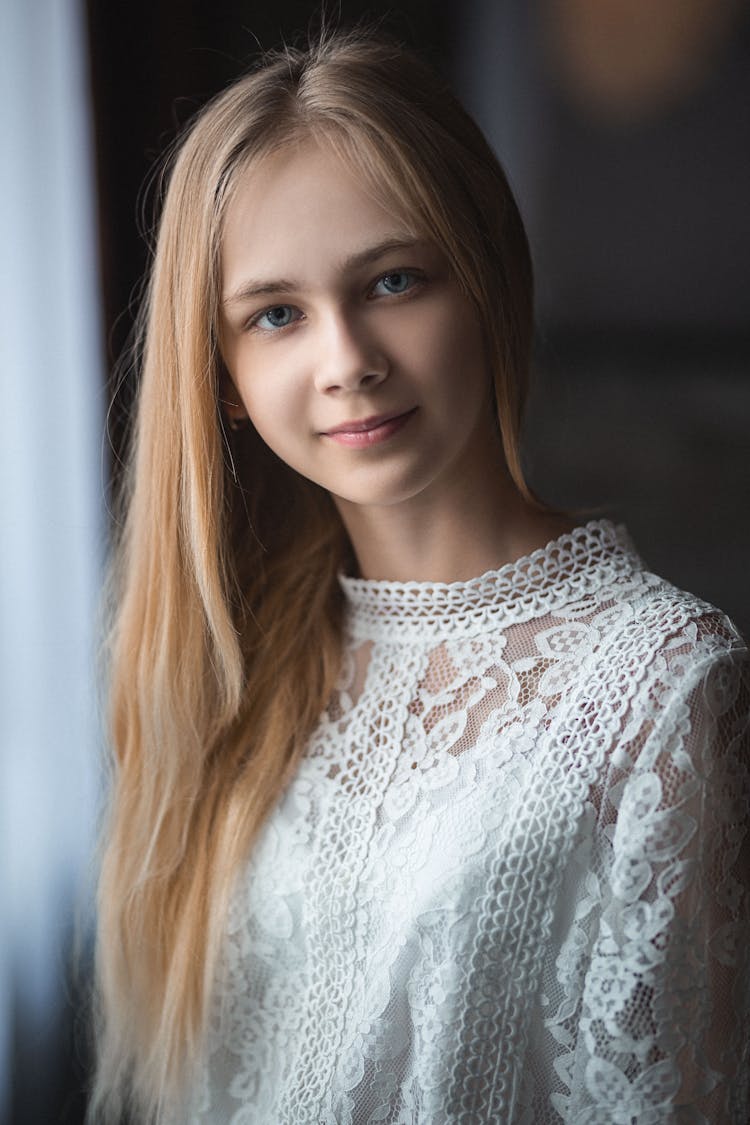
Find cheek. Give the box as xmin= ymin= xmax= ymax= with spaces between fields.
xmin=233 ymin=355 xmax=299 ymax=430
xmin=240 ymin=374 xmax=316 ymax=473
xmin=426 ymin=316 xmax=490 ymax=407
xmin=246 ymin=391 xmax=296 ymax=452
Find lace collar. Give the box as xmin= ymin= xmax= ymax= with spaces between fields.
xmin=339 ymin=520 xmax=643 ymax=642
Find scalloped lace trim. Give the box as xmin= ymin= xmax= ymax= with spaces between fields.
xmin=339 ymin=519 xmax=640 ymax=640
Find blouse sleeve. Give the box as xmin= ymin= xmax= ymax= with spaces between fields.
xmin=568 ymin=647 xmax=750 ymax=1124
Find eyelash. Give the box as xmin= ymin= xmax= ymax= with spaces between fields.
xmin=370 ymin=269 xmax=422 ymax=298
xmin=245 ymin=268 xmax=425 ymax=334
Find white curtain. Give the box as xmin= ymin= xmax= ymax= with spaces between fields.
xmin=0 ymin=0 xmax=103 ymax=1116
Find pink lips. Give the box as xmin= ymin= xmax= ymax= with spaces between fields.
xmin=323 ymin=407 xmax=417 ymax=447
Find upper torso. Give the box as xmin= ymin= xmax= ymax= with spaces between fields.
xmin=184 ymin=521 xmax=750 ymax=1124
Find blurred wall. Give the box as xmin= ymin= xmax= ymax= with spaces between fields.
xmin=458 ymin=0 xmax=750 ymax=633
xmin=1 ymin=1 xmax=103 ymax=1122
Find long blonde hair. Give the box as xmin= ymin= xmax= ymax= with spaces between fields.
xmin=92 ymin=29 xmax=536 ymax=1122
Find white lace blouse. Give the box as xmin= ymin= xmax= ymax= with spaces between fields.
xmin=189 ymin=521 xmax=750 ymax=1124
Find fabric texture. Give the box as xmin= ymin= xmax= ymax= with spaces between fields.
xmin=187 ymin=520 xmax=750 ymax=1123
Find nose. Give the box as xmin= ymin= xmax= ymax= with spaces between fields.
xmin=313 ymin=308 xmax=389 ymax=394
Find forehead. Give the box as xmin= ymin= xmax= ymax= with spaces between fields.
xmin=220 ymin=138 xmax=422 ymax=292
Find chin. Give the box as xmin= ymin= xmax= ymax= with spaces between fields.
xmin=330 ymin=477 xmax=438 ymax=511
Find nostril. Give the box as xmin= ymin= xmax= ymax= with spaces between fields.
xmin=360 ymin=369 xmax=387 ymax=387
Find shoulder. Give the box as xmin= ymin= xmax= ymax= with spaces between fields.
xmin=558 ymin=552 xmax=750 ymax=777
xmin=591 ymin=569 xmax=750 ymax=807
xmin=589 ymin=552 xmax=747 ymax=682
xmin=531 ymin=521 xmax=746 ymax=681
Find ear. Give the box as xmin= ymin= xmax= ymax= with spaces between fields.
xmin=218 ymin=362 xmax=249 ymax=429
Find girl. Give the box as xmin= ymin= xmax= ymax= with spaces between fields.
xmin=93 ymin=30 xmax=750 ymax=1124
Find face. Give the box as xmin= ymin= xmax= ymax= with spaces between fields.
xmin=219 ymin=139 xmax=500 ymax=515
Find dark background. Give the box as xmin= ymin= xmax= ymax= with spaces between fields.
xmin=16 ymin=1 xmax=749 ymax=1120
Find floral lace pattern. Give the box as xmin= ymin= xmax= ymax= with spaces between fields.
xmin=187 ymin=521 xmax=750 ymax=1123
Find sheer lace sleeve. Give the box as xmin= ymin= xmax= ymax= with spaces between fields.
xmin=566 ymin=645 xmax=750 ymax=1124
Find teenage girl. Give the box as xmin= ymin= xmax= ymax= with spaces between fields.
xmin=92 ymin=31 xmax=750 ymax=1124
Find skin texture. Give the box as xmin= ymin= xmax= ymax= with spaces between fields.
xmin=220 ymin=139 xmax=572 ymax=581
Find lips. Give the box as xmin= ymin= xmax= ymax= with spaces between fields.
xmin=324 ymin=408 xmax=415 ymax=435
xmin=322 ymin=406 xmax=418 ymax=447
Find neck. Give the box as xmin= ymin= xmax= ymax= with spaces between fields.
xmin=334 ymin=463 xmax=573 ymax=584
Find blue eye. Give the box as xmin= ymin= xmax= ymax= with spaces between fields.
xmin=254 ymin=305 xmax=298 ymax=331
xmin=373 ymin=271 xmax=415 ymax=296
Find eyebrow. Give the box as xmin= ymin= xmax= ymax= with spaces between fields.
xmin=221 ymin=236 xmax=425 ymax=307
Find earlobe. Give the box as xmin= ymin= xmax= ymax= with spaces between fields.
xmin=226 ymin=411 xmax=249 ymax=433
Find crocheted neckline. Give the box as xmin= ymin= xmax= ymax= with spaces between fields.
xmin=339 ymin=520 xmax=642 ymax=640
